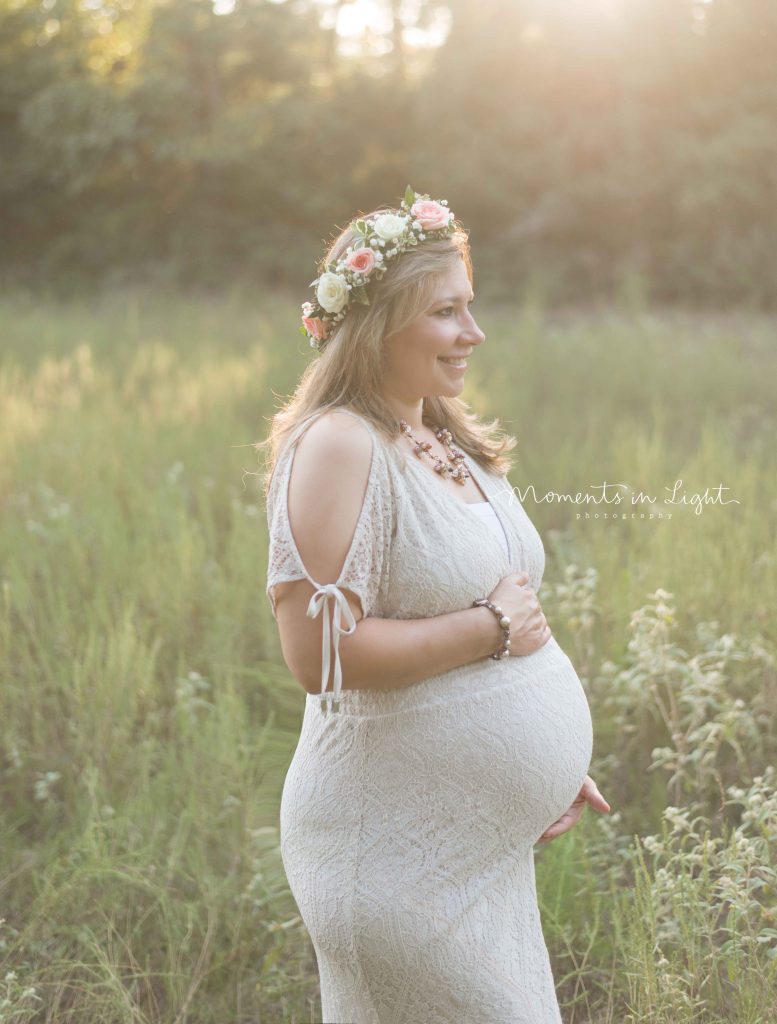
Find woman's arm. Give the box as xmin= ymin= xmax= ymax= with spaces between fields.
xmin=275 ymin=578 xmax=503 ymax=694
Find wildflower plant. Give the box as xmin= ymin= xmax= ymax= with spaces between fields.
xmin=595 ymin=589 xmax=775 ymax=814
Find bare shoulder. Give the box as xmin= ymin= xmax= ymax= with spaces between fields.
xmin=292 ymin=410 xmax=374 ymax=487
xmin=287 ymin=410 xmax=375 ymax=585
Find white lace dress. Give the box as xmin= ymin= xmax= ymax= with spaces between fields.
xmin=265 ymin=408 xmax=594 ymax=1024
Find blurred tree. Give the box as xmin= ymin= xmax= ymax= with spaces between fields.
xmin=1 ymin=0 xmax=775 ymax=303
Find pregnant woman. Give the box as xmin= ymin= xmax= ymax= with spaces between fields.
xmin=262 ymin=186 xmax=610 ymax=1023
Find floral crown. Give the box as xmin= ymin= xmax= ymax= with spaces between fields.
xmin=300 ymin=185 xmax=457 ymax=350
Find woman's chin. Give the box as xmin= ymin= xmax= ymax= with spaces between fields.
xmin=423 ymin=371 xmax=467 ymax=398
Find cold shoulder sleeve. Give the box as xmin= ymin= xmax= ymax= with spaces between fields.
xmin=264 ymin=410 xmax=394 ymax=714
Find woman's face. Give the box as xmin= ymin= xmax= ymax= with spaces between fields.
xmin=381 ymin=257 xmax=485 ymax=404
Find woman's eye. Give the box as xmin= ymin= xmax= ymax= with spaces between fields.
xmin=436 ymin=301 xmax=474 ymax=317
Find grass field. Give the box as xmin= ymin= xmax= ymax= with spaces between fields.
xmin=1 ymin=284 xmax=775 ymax=1022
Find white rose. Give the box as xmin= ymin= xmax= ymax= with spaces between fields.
xmin=372 ymin=213 xmax=408 ymax=242
xmin=316 ymin=272 xmax=349 ymax=314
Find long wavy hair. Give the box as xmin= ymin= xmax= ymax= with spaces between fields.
xmin=255 ymin=204 xmax=517 ymax=498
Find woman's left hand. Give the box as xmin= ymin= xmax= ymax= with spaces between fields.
xmin=536 ymin=775 xmax=611 ymax=844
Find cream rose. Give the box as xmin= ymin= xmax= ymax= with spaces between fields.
xmin=372 ymin=213 xmax=408 ymax=243
xmin=410 ymin=199 xmax=452 ymax=231
xmin=345 ymin=247 xmax=377 ymax=275
xmin=315 ymin=272 xmax=349 ymax=314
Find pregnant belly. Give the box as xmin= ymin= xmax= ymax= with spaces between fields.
xmin=374 ymin=640 xmax=594 ymax=847
xmin=287 ymin=636 xmax=594 ymax=859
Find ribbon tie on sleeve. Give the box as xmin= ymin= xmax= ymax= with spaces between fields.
xmin=306 ymin=583 xmax=358 ymax=713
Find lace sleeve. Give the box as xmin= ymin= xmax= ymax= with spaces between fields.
xmin=264 ymin=411 xmax=393 ymax=712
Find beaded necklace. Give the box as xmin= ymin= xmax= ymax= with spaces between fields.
xmin=398 ymin=419 xmax=471 ymax=485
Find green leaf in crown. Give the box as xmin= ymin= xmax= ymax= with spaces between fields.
xmin=404 ymin=185 xmax=416 ymax=208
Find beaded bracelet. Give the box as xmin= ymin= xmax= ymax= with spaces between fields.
xmin=472 ymin=598 xmax=511 ymax=660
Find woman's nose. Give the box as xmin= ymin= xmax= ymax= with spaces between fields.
xmin=463 ymin=313 xmax=485 ymax=345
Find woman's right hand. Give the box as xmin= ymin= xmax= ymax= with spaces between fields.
xmin=486 ymin=571 xmax=552 ymax=656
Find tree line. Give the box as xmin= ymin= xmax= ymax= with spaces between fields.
xmin=2 ymin=0 xmax=776 ymax=304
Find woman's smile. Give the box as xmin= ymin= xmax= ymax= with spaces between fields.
xmin=438 ymin=354 xmax=470 ymax=370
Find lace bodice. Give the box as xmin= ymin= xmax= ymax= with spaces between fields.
xmin=264 ymin=408 xmax=546 ymax=711
xmin=464 ymin=500 xmax=510 ymax=557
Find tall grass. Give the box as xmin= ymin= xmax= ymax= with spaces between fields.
xmin=1 ymin=284 xmax=775 ymax=1021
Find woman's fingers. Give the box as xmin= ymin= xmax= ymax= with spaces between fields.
xmin=536 ymin=778 xmax=612 ymax=844
xmin=537 ymin=802 xmax=585 ymax=842
xmin=581 ymin=775 xmax=611 ymax=813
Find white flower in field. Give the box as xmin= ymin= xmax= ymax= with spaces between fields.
xmin=33 ymin=771 xmax=61 ymax=802
xmin=651 ymin=746 xmax=676 ymax=766
xmin=47 ymin=500 xmax=70 ymax=519
xmin=655 ymin=601 xmax=674 ymax=623
xmin=663 ymin=806 xmax=692 ymax=832
xmin=642 ymin=834 xmax=664 ymax=855
xmin=733 ymin=833 xmax=759 ymax=860
xmin=714 ymin=874 xmax=750 ymax=910
xmin=653 ymin=867 xmax=676 ymax=894
xmin=174 ymin=670 xmax=213 ymax=717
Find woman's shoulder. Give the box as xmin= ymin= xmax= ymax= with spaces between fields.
xmin=289 ymin=408 xmax=374 ymax=491
xmin=280 ymin=406 xmax=411 ymax=491
xmin=288 ymin=407 xmax=400 ymax=509
xmin=291 ymin=406 xmax=382 ymax=447
xmin=298 ymin=409 xmax=392 ymax=476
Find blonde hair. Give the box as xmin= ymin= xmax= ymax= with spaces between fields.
xmin=255 ymin=205 xmax=517 ymax=498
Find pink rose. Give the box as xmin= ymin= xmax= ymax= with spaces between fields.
xmin=302 ymin=316 xmax=329 ymax=341
xmin=410 ymin=199 xmax=452 ymax=231
xmin=345 ymin=247 xmax=377 ymax=275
